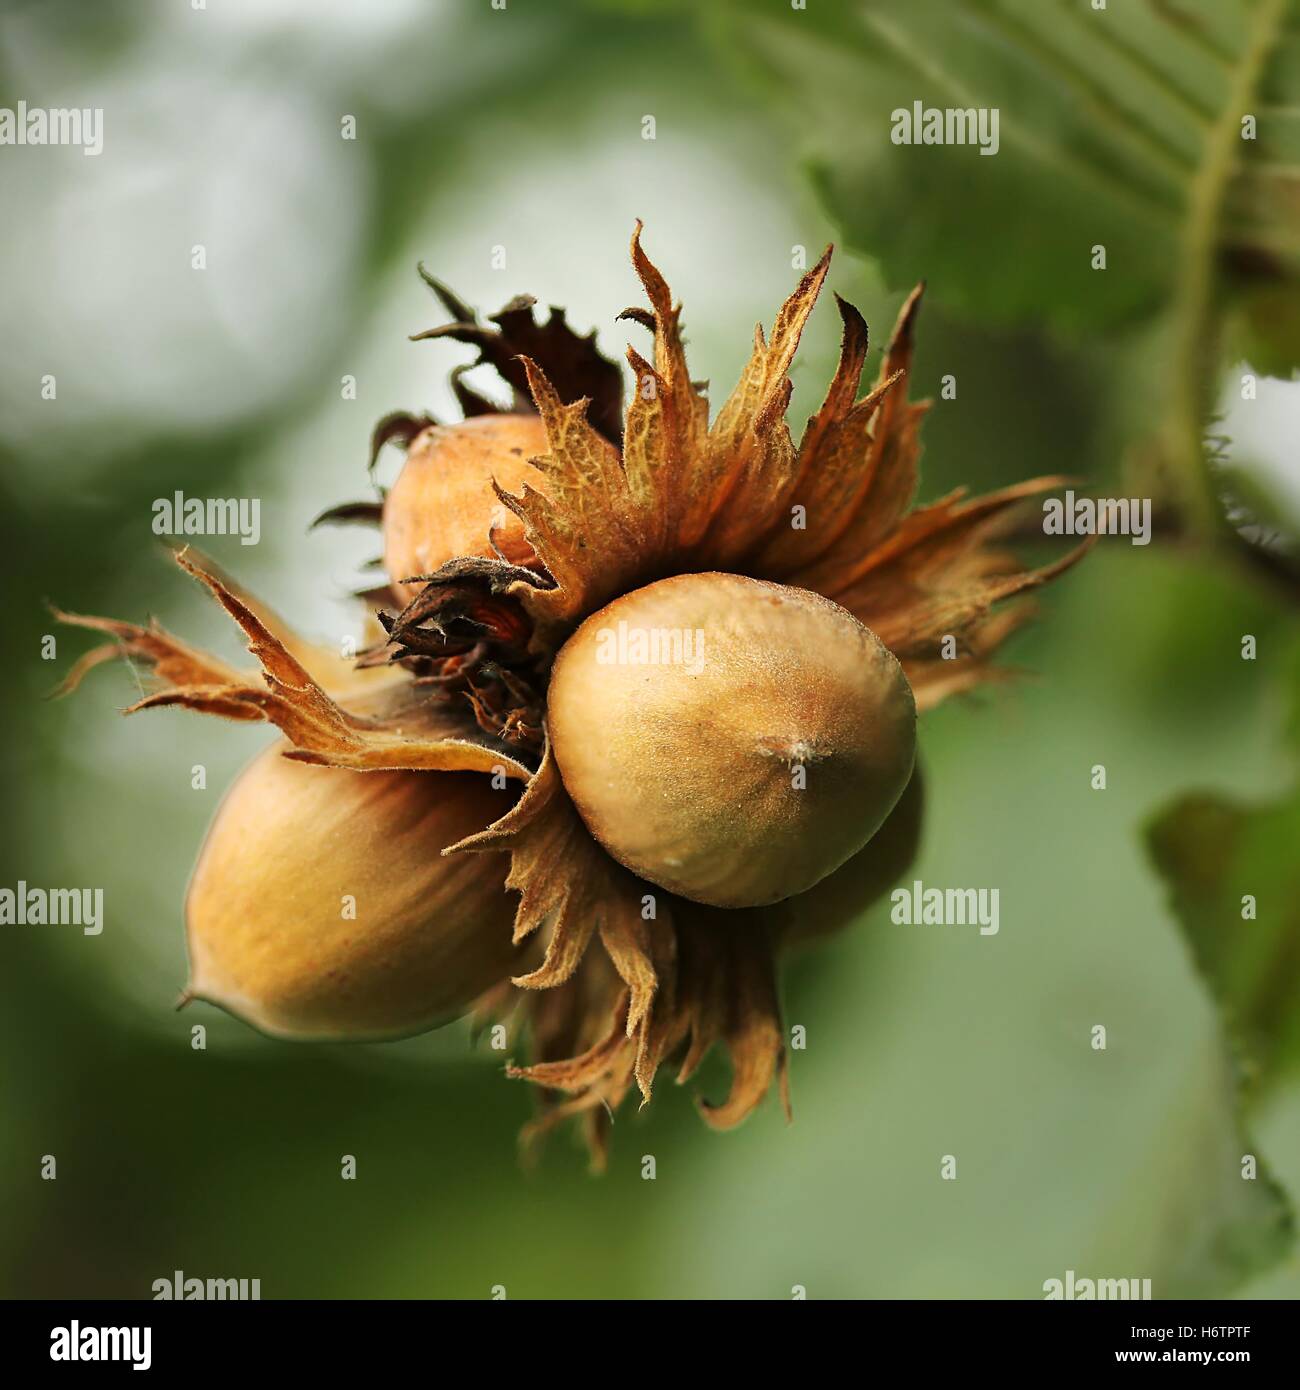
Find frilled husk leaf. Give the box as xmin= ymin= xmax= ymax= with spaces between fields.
xmin=53 ymin=549 xmax=533 ymax=781
xmin=313 ymin=266 xmax=627 ymax=564
xmin=411 ymin=265 xmax=625 ymax=446
xmin=468 ymin=878 xmax=788 ymax=1175
xmin=480 ymin=226 xmax=1088 ymax=674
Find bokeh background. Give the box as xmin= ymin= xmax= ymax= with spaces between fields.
xmin=2 ymin=0 xmax=1298 ymax=1299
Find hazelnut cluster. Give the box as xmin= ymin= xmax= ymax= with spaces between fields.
xmin=56 ymin=227 xmax=1083 ymax=1166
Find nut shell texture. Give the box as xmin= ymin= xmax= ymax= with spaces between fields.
xmin=548 ymin=572 xmax=917 ymax=908
xmin=185 ymin=747 xmax=518 ymax=1040
xmin=382 ymin=414 xmax=548 ymax=603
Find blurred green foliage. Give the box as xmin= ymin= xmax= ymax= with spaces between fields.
xmin=718 ymin=0 xmax=1300 ymax=340
xmin=712 ymin=0 xmax=1300 ymax=529
xmin=1148 ymin=656 xmax=1300 ymax=1098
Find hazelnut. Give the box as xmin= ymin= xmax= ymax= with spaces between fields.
xmin=547 ymin=571 xmax=917 ymax=908
xmin=382 ymin=414 xmax=548 ymax=604
xmin=185 ymin=746 xmax=518 ymax=1039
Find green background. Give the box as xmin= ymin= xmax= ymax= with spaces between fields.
xmin=1 ymin=0 xmax=1297 ymax=1299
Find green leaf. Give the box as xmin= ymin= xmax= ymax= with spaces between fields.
xmin=1148 ymin=784 xmax=1300 ymax=1096
xmin=721 ymin=0 xmax=1299 ymax=332
xmin=1144 ymin=645 xmax=1300 ymax=1288
xmin=714 ymin=0 xmax=1300 ymax=530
